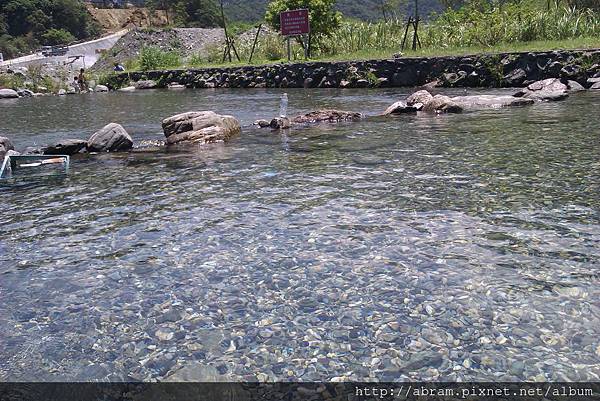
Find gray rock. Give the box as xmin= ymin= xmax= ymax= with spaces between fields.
xmin=0 ymin=136 xmax=15 ymax=152
xmin=254 ymin=119 xmax=271 ymax=128
xmin=590 ymin=82 xmax=600 ymax=90
xmin=451 ymin=95 xmax=534 ymax=109
xmin=422 ymin=95 xmax=463 ymax=113
xmin=1 ymin=136 xmax=15 ymax=160
xmin=118 ymin=86 xmax=136 ymax=92
xmin=162 ymin=111 xmax=241 ymax=145
xmin=17 ymin=89 xmax=34 ymax=97
xmin=94 ymin=85 xmax=109 ymax=92
xmin=0 ymin=89 xmax=19 ymax=99
xmin=566 ymin=80 xmax=585 ymax=92
xmin=58 ymin=89 xmax=66 ymax=96
xmin=421 ymin=80 xmax=440 ymax=89
xmin=291 ymin=110 xmax=362 ymax=124
xmin=167 ymin=84 xmax=186 ymax=90
xmin=406 ymin=90 xmax=433 ymax=106
xmin=43 ymin=139 xmax=88 ymax=155
xmin=164 ymin=362 xmax=230 ymax=382
xmin=382 ymin=100 xmax=418 ymax=115
xmin=87 ymin=123 xmax=133 ymax=152
xmin=22 ymin=147 xmax=43 ymax=155
xmin=269 ymin=117 xmax=291 ymax=129
xmin=514 ymin=78 xmax=569 ymax=101
xmin=134 ymin=80 xmax=158 ymax=89
xmin=503 ymin=68 xmax=527 ymax=86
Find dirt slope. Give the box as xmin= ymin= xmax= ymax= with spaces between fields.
xmin=91 ymin=28 xmax=226 ymax=72
xmin=87 ymin=5 xmax=169 ymax=33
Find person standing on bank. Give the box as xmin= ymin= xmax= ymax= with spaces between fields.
xmin=78 ymin=68 xmax=88 ymax=92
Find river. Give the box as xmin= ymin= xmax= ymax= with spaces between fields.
xmin=0 ymin=88 xmax=599 ymax=381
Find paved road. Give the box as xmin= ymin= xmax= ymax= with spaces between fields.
xmin=0 ymin=29 xmax=128 ymax=70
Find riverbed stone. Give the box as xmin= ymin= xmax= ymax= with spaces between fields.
xmin=162 ymin=111 xmax=241 ymax=145
xmin=94 ymin=85 xmax=109 ymax=92
xmin=422 ymin=95 xmax=463 ymax=113
xmin=513 ymin=78 xmax=569 ymax=101
xmin=406 ymin=90 xmax=434 ymax=106
xmin=43 ymin=139 xmax=88 ymax=155
xmin=164 ymin=362 xmax=230 ymax=382
xmin=134 ymin=80 xmax=158 ymax=90
xmin=254 ymin=119 xmax=270 ymax=128
xmin=0 ymin=136 xmax=15 ymax=160
xmin=566 ymin=80 xmax=585 ymax=92
xmin=0 ymin=89 xmax=19 ymax=99
xmin=590 ymin=82 xmax=600 ymax=90
xmin=291 ymin=110 xmax=362 ymax=124
xmin=87 ymin=123 xmax=133 ymax=152
xmin=382 ymin=101 xmax=418 ymax=115
xmin=451 ymin=95 xmax=534 ymax=109
xmin=269 ymin=117 xmax=291 ymax=129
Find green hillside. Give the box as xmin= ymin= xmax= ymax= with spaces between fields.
xmin=224 ymin=0 xmax=443 ymax=23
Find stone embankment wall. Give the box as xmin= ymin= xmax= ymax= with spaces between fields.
xmin=110 ymin=49 xmax=600 ymax=90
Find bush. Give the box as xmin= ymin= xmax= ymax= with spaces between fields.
xmin=422 ymin=2 xmax=600 ymax=48
xmin=40 ymin=28 xmax=75 ymax=46
xmin=138 ymin=46 xmax=182 ymax=71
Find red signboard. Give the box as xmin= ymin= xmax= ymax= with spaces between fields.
xmin=280 ymin=9 xmax=310 ymax=36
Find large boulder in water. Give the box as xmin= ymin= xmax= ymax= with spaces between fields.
xmin=0 ymin=89 xmax=19 ymax=99
xmin=291 ymin=110 xmax=362 ymax=124
xmin=422 ymin=95 xmax=463 ymax=113
xmin=162 ymin=111 xmax=241 ymax=145
xmin=406 ymin=90 xmax=434 ymax=106
xmin=43 ymin=139 xmax=88 ymax=155
xmin=382 ymin=101 xmax=418 ymax=115
xmin=514 ymin=78 xmax=569 ymax=101
xmin=87 ymin=123 xmax=133 ymax=152
xmin=1 ymin=136 xmax=15 ymax=160
xmin=451 ymin=95 xmax=534 ymax=109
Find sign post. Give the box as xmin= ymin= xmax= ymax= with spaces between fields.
xmin=280 ymin=9 xmax=310 ymax=61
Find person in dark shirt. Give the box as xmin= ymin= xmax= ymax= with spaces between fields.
xmin=78 ymin=68 xmax=88 ymax=92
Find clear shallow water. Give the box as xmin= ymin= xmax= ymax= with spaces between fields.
xmin=0 ymin=89 xmax=599 ymax=381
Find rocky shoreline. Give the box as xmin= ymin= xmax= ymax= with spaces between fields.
xmin=105 ymin=48 xmax=600 ymax=90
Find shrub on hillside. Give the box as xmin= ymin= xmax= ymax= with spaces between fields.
xmin=138 ymin=46 xmax=182 ymax=70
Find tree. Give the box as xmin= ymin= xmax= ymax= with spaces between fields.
xmin=265 ymin=0 xmax=342 ymax=45
xmin=0 ymin=0 xmax=98 ymax=58
xmin=40 ymin=28 xmax=76 ymax=45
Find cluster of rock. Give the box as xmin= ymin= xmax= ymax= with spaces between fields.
xmin=255 ymin=110 xmax=363 ymax=130
xmin=109 ymin=49 xmax=600 ymax=90
xmin=2 ymin=123 xmax=134 ymax=161
xmin=383 ymin=77 xmax=583 ymax=116
xmin=2 ymin=111 xmax=243 ymax=165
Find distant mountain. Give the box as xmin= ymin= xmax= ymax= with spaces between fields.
xmin=224 ymin=0 xmax=444 ymax=23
